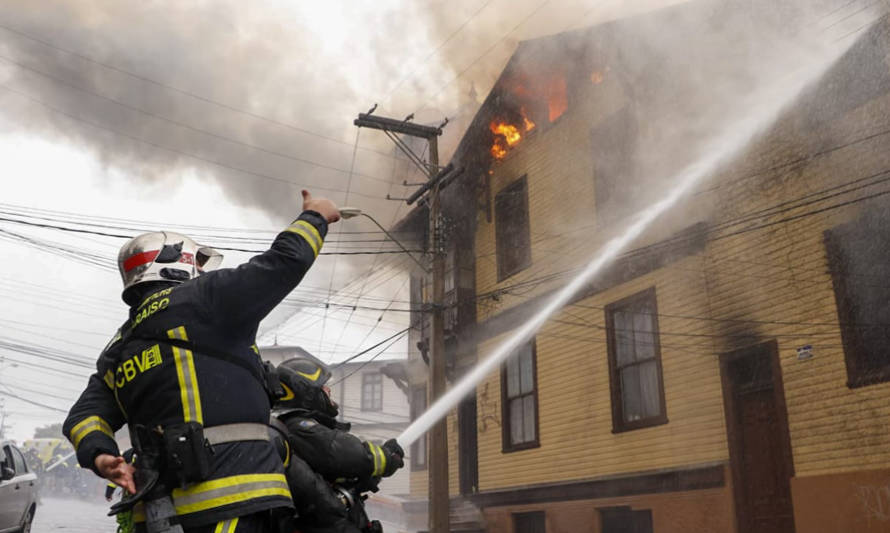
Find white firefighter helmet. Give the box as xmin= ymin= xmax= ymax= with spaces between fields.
xmin=117 ymin=231 xmax=223 ymax=305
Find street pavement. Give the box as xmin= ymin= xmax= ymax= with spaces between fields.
xmin=32 ymin=497 xmax=117 ymax=533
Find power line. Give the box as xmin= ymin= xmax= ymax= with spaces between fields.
xmin=333 ymin=327 xmax=413 ymax=368
xmin=329 ymin=330 xmax=409 ymax=387
xmin=0 ymin=390 xmax=68 ymax=413
xmin=0 ymin=216 xmax=423 ymax=255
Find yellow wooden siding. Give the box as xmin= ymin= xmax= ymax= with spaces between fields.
xmin=473 ymin=257 xmax=730 ymax=491
xmin=465 ymin=71 xmax=890 ymax=493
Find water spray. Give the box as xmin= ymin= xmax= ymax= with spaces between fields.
xmin=397 ymin=15 xmax=877 ymax=449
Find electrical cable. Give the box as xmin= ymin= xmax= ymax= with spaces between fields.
xmin=0 ymin=215 xmax=422 ymax=255
xmin=333 ymin=328 xmax=413 ymax=368
xmin=329 ymin=330 xmax=410 ymax=387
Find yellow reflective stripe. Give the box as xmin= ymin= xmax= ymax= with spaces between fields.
xmin=283 ymin=439 xmax=291 ymax=468
xmin=285 ymin=227 xmax=319 ymax=257
xmin=214 ymin=518 xmax=239 ymax=533
xmin=378 ymin=445 xmax=387 ymax=476
xmin=296 ymin=367 xmax=322 ymax=381
xmin=171 ymin=473 xmax=291 ymax=515
xmin=173 ymin=473 xmax=286 ymax=495
xmin=295 ymin=220 xmax=323 ymax=247
xmin=70 ymin=416 xmax=113 ymax=449
xmin=369 ymin=443 xmax=382 ymax=477
xmin=167 ymin=327 xmax=203 ymax=424
xmin=177 ymin=487 xmax=292 ymax=515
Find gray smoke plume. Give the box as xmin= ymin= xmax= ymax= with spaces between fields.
xmin=0 ymin=0 xmax=463 ymax=218
xmin=0 ymin=0 xmax=716 ymax=217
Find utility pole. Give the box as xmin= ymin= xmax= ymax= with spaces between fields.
xmin=354 ymin=109 xmax=459 ymax=533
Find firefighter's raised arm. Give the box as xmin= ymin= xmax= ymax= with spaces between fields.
xmin=200 ymin=190 xmax=340 ymax=328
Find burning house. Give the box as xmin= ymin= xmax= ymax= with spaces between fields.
xmin=395 ymin=1 xmax=890 ymax=532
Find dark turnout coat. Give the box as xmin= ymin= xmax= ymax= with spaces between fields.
xmin=276 ymin=409 xmax=393 ymax=533
xmin=63 ymin=211 xmax=327 ymax=528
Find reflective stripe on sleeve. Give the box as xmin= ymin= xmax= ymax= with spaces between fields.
xmin=167 ymin=326 xmax=203 ymax=425
xmin=214 ymin=517 xmax=240 ymax=533
xmin=170 ymin=473 xmax=292 ymax=515
xmin=70 ymin=416 xmax=114 ymax=449
xmin=285 ymin=220 xmax=323 ymax=258
xmin=368 ymin=443 xmax=386 ymax=477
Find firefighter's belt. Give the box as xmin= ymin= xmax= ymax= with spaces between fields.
xmin=204 ymin=423 xmax=270 ymax=445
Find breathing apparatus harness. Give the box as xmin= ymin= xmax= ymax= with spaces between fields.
xmin=102 ymin=328 xmax=286 ymax=533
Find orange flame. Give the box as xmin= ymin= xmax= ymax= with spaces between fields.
xmin=548 ymin=77 xmax=567 ymax=122
xmin=489 ymin=109 xmax=535 ymax=160
xmin=590 ymin=70 xmax=605 ymax=85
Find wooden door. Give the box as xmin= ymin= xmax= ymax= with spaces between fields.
xmin=721 ymin=341 xmax=796 ymax=533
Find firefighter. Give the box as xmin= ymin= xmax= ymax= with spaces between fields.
xmin=63 ymin=190 xmax=340 ymax=532
xmin=271 ymin=356 xmax=405 ymax=533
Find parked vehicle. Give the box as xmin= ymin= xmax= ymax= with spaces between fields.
xmin=0 ymin=441 xmax=37 ymax=533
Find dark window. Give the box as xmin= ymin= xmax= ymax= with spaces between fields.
xmin=501 ymin=340 xmax=540 ymax=451
xmin=599 ymin=507 xmax=653 ymax=533
xmin=361 ymin=373 xmax=383 ymax=411
xmin=514 ymin=511 xmax=546 ymax=533
xmin=825 ymin=212 xmax=890 ymax=387
xmin=1 ymin=446 xmax=12 ymax=472
xmin=10 ymin=446 xmax=27 ymax=474
xmin=495 ymin=176 xmax=531 ymax=281
xmin=410 ymin=385 xmax=428 ymax=470
xmin=605 ymin=288 xmax=668 ymax=432
xmin=444 ymin=250 xmax=458 ymax=332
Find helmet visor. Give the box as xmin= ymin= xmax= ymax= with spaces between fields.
xmin=196 ymin=247 xmax=223 ymax=272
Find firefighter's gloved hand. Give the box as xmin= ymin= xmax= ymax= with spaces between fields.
xmin=382 ymin=438 xmax=405 ymax=476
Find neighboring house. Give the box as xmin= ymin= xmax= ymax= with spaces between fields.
xmin=260 ymin=346 xmax=411 ymax=503
xmin=396 ymin=2 xmax=890 ymax=533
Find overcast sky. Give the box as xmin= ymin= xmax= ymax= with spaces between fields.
xmin=0 ymin=0 xmax=693 ymax=442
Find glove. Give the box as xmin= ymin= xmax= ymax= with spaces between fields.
xmin=381 ymin=439 xmax=405 ymax=477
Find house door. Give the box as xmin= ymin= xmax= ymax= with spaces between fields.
xmin=720 ymin=341 xmax=796 ymax=533
xmin=458 ymin=394 xmax=479 ymax=494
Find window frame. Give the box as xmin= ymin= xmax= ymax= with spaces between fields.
xmin=360 ymin=372 xmax=383 ymax=412
xmin=501 ymin=340 xmax=541 ymax=453
xmin=10 ymin=446 xmax=27 ymax=474
xmin=604 ymin=287 xmax=669 ymax=433
xmin=495 ymin=175 xmax=532 ymax=282
xmin=824 ymin=222 xmax=890 ymax=388
xmin=410 ymin=385 xmax=428 ymax=470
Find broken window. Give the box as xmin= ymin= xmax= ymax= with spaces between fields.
xmin=825 ymin=210 xmax=890 ymax=388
